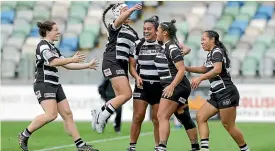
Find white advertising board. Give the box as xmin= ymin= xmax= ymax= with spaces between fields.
xmin=0 ymin=85 xmax=150 ymax=122
xmin=236 ymin=84 xmax=275 ymax=122
xmin=1 ymin=84 xmax=274 ymax=122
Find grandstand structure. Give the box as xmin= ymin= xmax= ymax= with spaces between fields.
xmin=1 ymin=1 xmax=275 ymax=85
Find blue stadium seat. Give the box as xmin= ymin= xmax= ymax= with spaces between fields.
xmin=1 ymin=19 xmax=11 ymax=24
xmin=125 ymin=1 xmax=142 ymax=21
xmin=228 ymin=28 xmax=242 ymax=37
xmin=29 ymin=26 xmax=39 ymax=37
xmin=253 ymin=13 xmax=270 ymax=20
xmin=129 ymin=10 xmax=139 ymax=21
xmin=255 ymin=5 xmax=274 ymax=20
xmin=58 ymin=45 xmax=75 ymax=57
xmin=229 ymin=20 xmax=249 ymax=35
xmin=1 ymin=10 xmax=15 ymax=24
xmin=226 ymin=1 xmax=244 ymax=7
xmin=59 ymin=37 xmax=79 ymax=52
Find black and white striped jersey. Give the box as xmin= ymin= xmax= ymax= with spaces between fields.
xmin=34 ymin=40 xmax=63 ymax=85
xmin=130 ymin=38 xmax=163 ymax=82
xmin=104 ymin=22 xmax=139 ymax=62
xmin=204 ymin=46 xmax=233 ymax=93
xmin=154 ymin=41 xmax=187 ymax=85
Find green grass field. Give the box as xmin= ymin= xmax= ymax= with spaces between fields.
xmin=1 ymin=121 xmax=275 ymax=151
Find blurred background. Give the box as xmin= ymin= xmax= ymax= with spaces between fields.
xmin=1 ymin=1 xmax=275 ymax=84
xmin=1 ymin=1 xmax=275 ymax=150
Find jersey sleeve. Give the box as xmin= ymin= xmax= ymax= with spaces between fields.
xmin=108 ymin=20 xmax=122 ymax=31
xmin=129 ymin=39 xmax=142 ymax=59
xmin=212 ymin=48 xmax=223 ymax=63
xmin=169 ymin=45 xmax=183 ymax=64
xmin=106 ymin=21 xmax=122 ymax=38
xmin=129 ymin=41 xmax=137 ymax=59
xmin=39 ymin=44 xmax=58 ymax=65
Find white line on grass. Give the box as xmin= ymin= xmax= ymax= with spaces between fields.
xmin=34 ymin=129 xmax=177 ymax=151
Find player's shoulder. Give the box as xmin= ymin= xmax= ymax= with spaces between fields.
xmin=169 ymin=44 xmax=179 ymax=50
xmin=212 ymin=47 xmax=222 ymax=54
xmin=135 ymin=38 xmax=145 ymax=45
xmin=37 ymin=40 xmax=46 ymax=46
xmin=168 ymin=42 xmax=180 ymax=53
xmin=37 ymin=40 xmax=50 ymax=50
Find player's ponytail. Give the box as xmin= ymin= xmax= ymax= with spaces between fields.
xmin=102 ymin=4 xmax=115 ymax=29
xmin=217 ymin=40 xmax=231 ymax=68
xmin=160 ymin=19 xmax=178 ymax=43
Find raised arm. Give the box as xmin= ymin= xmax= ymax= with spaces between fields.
xmin=113 ymin=3 xmax=142 ymax=29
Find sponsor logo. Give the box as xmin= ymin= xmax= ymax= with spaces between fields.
xmin=35 ymin=91 xmax=41 ymax=99
xmin=178 ymin=97 xmax=187 ymax=104
xmin=222 ymin=99 xmax=231 ymax=106
xmin=116 ymin=69 xmax=125 ymax=75
xmin=133 ymin=93 xmax=141 ymax=98
xmin=103 ymin=68 xmax=112 ymax=77
xmin=44 ymin=93 xmax=56 ymax=98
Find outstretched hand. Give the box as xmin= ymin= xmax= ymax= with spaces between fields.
xmin=72 ymin=51 xmax=86 ymax=63
xmin=130 ymin=3 xmax=142 ymax=11
xmin=88 ymin=58 xmax=99 ymax=70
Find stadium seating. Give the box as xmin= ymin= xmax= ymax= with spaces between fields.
xmin=0 ymin=1 xmax=119 ymax=78
xmin=1 ymin=1 xmax=275 ymax=82
xmin=174 ymin=1 xmax=275 ymax=79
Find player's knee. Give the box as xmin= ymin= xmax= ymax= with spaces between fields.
xmin=157 ymin=112 xmax=168 ymax=121
xmin=122 ymin=89 xmax=132 ymax=101
xmin=46 ymin=112 xmax=58 ymax=122
xmin=222 ymin=121 xmax=230 ymax=131
xmin=222 ymin=121 xmax=234 ymax=132
xmin=63 ymin=109 xmax=73 ymax=120
xmin=125 ymin=90 xmax=132 ymax=100
xmin=151 ymin=114 xmax=159 ymax=126
xmin=183 ymin=119 xmax=196 ymax=130
xmin=133 ymin=113 xmax=145 ymax=124
xmin=196 ymin=111 xmax=207 ymax=123
xmin=175 ymin=112 xmax=196 ymax=130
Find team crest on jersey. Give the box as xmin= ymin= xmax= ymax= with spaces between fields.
xmin=52 ymin=49 xmax=59 ymax=57
xmin=49 ymin=45 xmax=60 ymax=57
xmin=103 ymin=68 xmax=112 ymax=77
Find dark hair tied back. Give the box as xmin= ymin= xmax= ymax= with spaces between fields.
xmin=205 ymin=30 xmax=231 ymax=68
xmin=37 ymin=22 xmax=43 ymax=28
xmin=144 ymin=15 xmax=160 ymax=30
xmin=160 ymin=19 xmax=178 ymax=43
xmin=170 ymin=19 xmax=176 ymax=24
xmin=37 ymin=21 xmax=56 ymax=37
xmin=102 ymin=4 xmax=116 ymax=29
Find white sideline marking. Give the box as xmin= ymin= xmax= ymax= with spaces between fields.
xmin=34 ymin=129 xmax=177 ymax=151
